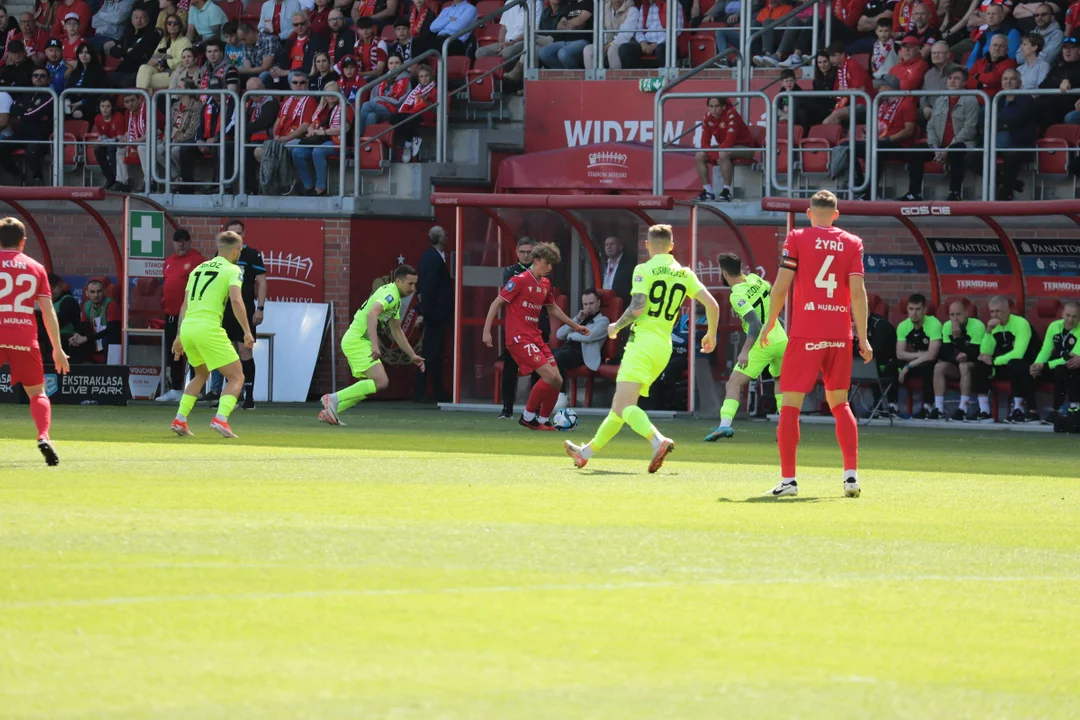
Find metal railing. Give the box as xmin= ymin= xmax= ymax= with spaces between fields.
xmin=237 ymin=88 xmax=347 ymax=199
xmin=155 ymin=88 xmax=241 ymax=195
xmin=59 ymin=87 xmax=152 ymax=192
xmin=869 ymin=89 xmax=991 ymax=200
xmin=738 ymin=0 xmax=827 ymax=103
xmin=653 ymin=90 xmax=770 ymax=195
xmin=0 ymin=88 xmax=61 ymax=186
xmin=437 ymin=0 xmax=529 ymax=162
xmin=988 ymin=87 xmax=1080 ymax=196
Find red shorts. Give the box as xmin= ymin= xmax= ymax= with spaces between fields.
xmin=507 ymin=340 xmax=555 ymax=376
xmin=0 ymin=345 xmax=45 ymax=388
xmin=782 ymin=339 xmax=853 ymax=393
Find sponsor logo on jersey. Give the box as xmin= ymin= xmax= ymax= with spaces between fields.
xmin=505 ymin=281 xmax=515 ymax=291
xmin=634 ymin=275 xmax=643 ymax=283
xmin=385 ymin=294 xmax=394 ymax=303
xmin=804 ymin=341 xmax=847 ymax=350
xmin=737 ymin=299 xmax=746 ymax=307
xmin=804 ymin=301 xmax=815 ymax=310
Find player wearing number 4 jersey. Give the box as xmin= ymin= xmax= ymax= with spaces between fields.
xmin=0 ymin=217 xmax=70 ymax=465
xmin=566 ymin=225 xmax=720 ymax=473
xmin=761 ymin=190 xmax=873 ymax=498
xmin=169 ymin=231 xmax=254 ymax=439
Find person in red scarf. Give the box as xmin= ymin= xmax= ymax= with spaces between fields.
xmin=289 ymin=79 xmax=353 ymax=195
xmin=407 ymin=0 xmax=436 ymax=53
xmin=266 ymin=10 xmax=327 ymax=88
xmin=693 ymin=96 xmax=755 ymax=203
xmin=12 ymin=12 xmax=50 ymax=64
xmin=92 ymin=96 xmax=128 ymax=190
xmin=357 ymin=53 xmax=411 ymax=135
xmin=352 ymin=0 xmax=399 ymax=31
xmin=241 ymin=76 xmax=280 ymax=194
xmin=353 ymin=16 xmax=388 ymax=81
xmin=123 ymin=92 xmax=156 ymax=192
xmin=966 ymin=32 xmax=1017 ymax=98
xmin=326 ymin=9 xmax=356 ymax=66
xmin=253 ymin=70 xmax=315 ymax=165
xmin=823 ymin=40 xmax=875 ymax=125
xmin=893 ymin=0 xmax=938 ymax=35
xmin=848 ymin=94 xmax=917 ymax=199
xmin=390 ymin=62 xmax=435 ymax=162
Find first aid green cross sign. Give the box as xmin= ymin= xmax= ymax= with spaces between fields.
xmin=129 ymin=211 xmax=164 ymax=259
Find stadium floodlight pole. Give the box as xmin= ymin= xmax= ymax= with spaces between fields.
xmin=869 ymin=89 xmax=989 ymax=201
xmin=988 ymin=87 xmax=1080 ymax=200
xmin=437 ymin=0 xmax=529 ymax=164
xmin=154 ymin=88 xmax=241 ymax=196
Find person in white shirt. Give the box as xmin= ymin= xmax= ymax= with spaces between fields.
xmin=476 ymin=0 xmax=525 ymax=66
xmin=601 ymin=235 xmax=633 ymax=305
xmin=1017 ymin=32 xmax=1050 ymax=89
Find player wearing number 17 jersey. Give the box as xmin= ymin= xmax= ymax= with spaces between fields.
xmin=0 ymin=217 xmax=71 ymax=465
xmin=170 ymin=231 xmax=254 ymax=439
xmin=566 ymin=225 xmax=720 ymax=473
xmin=761 ymin=190 xmax=873 ymax=498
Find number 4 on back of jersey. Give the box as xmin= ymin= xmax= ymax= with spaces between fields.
xmin=815 ymin=254 xmax=837 ymax=299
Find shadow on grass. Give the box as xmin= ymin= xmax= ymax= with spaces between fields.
xmin=718 ymin=496 xmax=843 ymax=504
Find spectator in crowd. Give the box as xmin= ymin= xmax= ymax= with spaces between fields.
xmin=849 ymin=94 xmax=917 ymax=199
xmin=337 ymin=54 xmax=362 ymax=103
xmin=945 ymin=0 xmax=1008 ymax=55
xmin=966 ymin=3 xmax=1022 ymax=68
xmin=198 ymin=75 xmax=239 ymax=189
xmin=869 ymin=17 xmax=899 ymax=84
xmin=264 ymin=11 xmax=325 ymax=89
xmin=201 ymin=38 xmax=240 ymax=88
xmin=967 ymin=32 xmax=1017 ymax=98
xmin=137 ymin=15 xmax=192 ymax=90
xmin=768 ymin=1 xmax=826 ymax=68
xmin=1017 ymin=32 xmax=1050 ymax=87
xmin=156 ymin=0 xmax=188 ymax=35
xmin=64 ymin=43 xmax=107 ymax=121
xmin=600 ymin=235 xmax=634 ymax=306
xmin=552 ymin=288 xmax=609 ymax=408
xmin=790 ymin=51 xmax=837 ymax=130
xmin=357 ymin=53 xmax=409 ymax=135
xmin=309 ymin=0 xmax=332 ymax=37
xmin=187 ymin=0 xmax=228 ymax=41
xmin=699 ymin=1 xmax=740 ymax=67
xmin=978 ymin=295 xmax=1040 ymax=422
xmin=993 ymin=68 xmax=1036 ymax=199
xmin=886 ymin=293 xmax=943 ymax=418
xmin=308 ymin=50 xmax=337 ymax=89
xmin=534 ymin=0 xmax=566 ymax=55
xmin=156 ymin=78 xmax=201 ymax=187
xmin=882 ymin=35 xmax=930 ymax=90
xmin=237 ymin=22 xmax=277 ymax=79
xmin=124 ymin=92 xmax=151 ymax=192
xmin=78 ymin=280 xmax=121 ymax=363
xmin=260 ymin=0 xmax=300 ymax=42
xmin=823 ymin=41 xmax=874 ymax=126
xmin=387 ymin=18 xmax=417 ymax=64
xmin=1030 ymin=300 xmax=1080 ymax=423
xmin=0 ymin=40 xmax=35 ymax=86
xmin=900 ymin=2 xmax=942 ymax=58
xmin=1043 ymin=35 xmax=1080 ymax=127
xmin=289 ymin=79 xmax=350 ymax=196
xmin=0 ymin=67 xmax=53 ymax=183
xmin=352 ymin=0 xmax=399 ymax=30
xmin=849 ymin=0 xmax=896 ymax=56
xmin=169 ymin=47 xmax=202 ymax=89
xmin=157 ymin=228 xmax=205 ymax=402
xmin=390 ymin=61 xmax=434 ymax=162
xmin=59 ymin=14 xmax=87 ymax=69
xmin=89 ymin=0 xmax=136 ymax=54
xmin=223 ymin=21 xmax=246 ymax=66
xmin=1022 ymin=3 xmax=1063 ymax=62
xmin=892 ymin=0 xmax=930 ymax=36
xmin=43 ymin=39 xmax=66 ymax=94
xmin=539 ymin=0 xmax=592 ymax=69
xmin=905 ymin=67 xmax=979 ymax=201
xmin=326 ymin=10 xmax=356 ymax=65
xmin=46 ymin=273 xmax=84 ymax=363
xmin=353 ymin=16 xmax=388 ymax=81
xmin=582 ymin=0 xmax=639 ymax=69
xmin=0 ymin=6 xmax=17 ymax=60
xmin=828 ymin=0 xmax=868 ymax=48
xmin=864 ymin=303 xmax=897 ymax=415
xmin=407 ymin=0 xmax=436 ymax=53
xmin=255 ymin=71 xmax=314 ymax=193
xmin=15 ymin=12 xmax=50 ymax=63
xmin=920 ymin=41 xmax=961 ymax=123
xmin=50 ymin=0 xmax=91 ymax=40
xmin=429 ymin=0 xmax=476 ymax=56
xmin=241 ymin=76 xmax=280 ymax=194
xmin=92 ymin=95 xmax=130 ymax=190
xmin=1068 ymin=0 xmax=1080 ymax=35
xmin=108 ymin=6 xmax=160 ymax=88
xmin=934 ymin=299 xmax=987 ymax=420
xmin=619 ymin=0 xmax=681 ymax=69
xmin=32 ymin=0 xmax=56 ymax=31
xmin=775 ymin=68 xmax=805 ymax=126
xmin=415 ymin=225 xmax=454 ymax=404
xmin=693 ymin=96 xmax=753 ymax=203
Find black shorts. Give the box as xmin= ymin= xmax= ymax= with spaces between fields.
xmin=223 ymin=304 xmax=255 ymax=343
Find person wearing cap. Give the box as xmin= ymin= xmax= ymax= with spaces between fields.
xmin=43 ymin=39 xmax=66 ymax=94
xmin=1017 ymin=31 xmax=1051 ymax=87
xmin=49 ymin=0 xmax=91 ymax=39
xmin=882 ymin=35 xmax=930 ymax=90
xmin=1038 ymin=35 xmax=1080 ymax=128
xmin=336 ymin=53 xmax=363 ymax=104
xmin=14 ymin=12 xmax=50 ymax=63
xmin=0 ymin=40 xmax=34 ymax=87
xmin=60 ymin=13 xmax=86 ymax=66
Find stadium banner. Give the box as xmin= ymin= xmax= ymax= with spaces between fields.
xmin=929 ymin=237 xmax=1015 ymax=295
xmin=238 ymin=219 xmax=326 ymax=303
xmin=1014 ymin=239 xmax=1080 ymax=295
xmin=864 ymin=254 xmax=928 ymax=274
xmin=0 ymin=365 xmax=129 ymax=405
xmin=128 ymin=365 xmax=162 ymax=400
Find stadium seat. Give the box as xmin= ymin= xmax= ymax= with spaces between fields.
xmin=476 ymin=0 xmax=503 ymax=18
xmin=241 ymin=0 xmax=264 ymax=24
xmin=467 ymin=56 xmax=503 ymax=108
xmin=445 ymin=56 xmax=472 ymax=82
xmin=219 ymin=0 xmax=243 ymax=21
xmin=1030 ymin=298 xmax=1064 ymax=339
xmin=807 ymin=124 xmax=843 ymax=146
xmin=689 ymin=36 xmax=718 ymax=67
xmin=774 ymin=122 xmax=805 ymax=145
xmin=798 ymin=137 xmax=832 ymax=175
xmin=381 ymin=24 xmax=396 ymax=42
xmin=867 ymin=293 xmax=888 ymax=317
xmin=64 ymin=120 xmax=89 ymax=140
xmin=82 ymin=132 xmax=100 ymax=185
xmin=475 ymin=21 xmax=500 ymax=46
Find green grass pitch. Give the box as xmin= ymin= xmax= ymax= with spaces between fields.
xmin=1 ymin=403 xmax=1078 ymax=719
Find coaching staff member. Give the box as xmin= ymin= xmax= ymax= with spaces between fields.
xmin=498 ymin=236 xmax=549 ymax=418
xmin=222 ymin=220 xmax=266 ymax=409
xmin=415 ymin=225 xmax=453 ymax=403
xmin=158 ymin=229 xmax=205 ymax=403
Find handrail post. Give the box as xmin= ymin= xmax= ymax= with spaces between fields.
xmin=593 ymin=0 xmax=603 ymax=74
xmin=666 ymin=0 xmax=675 ymax=75
xmin=989 ymin=91 xmax=999 ymax=199
xmin=51 ymin=88 xmax=61 ymax=186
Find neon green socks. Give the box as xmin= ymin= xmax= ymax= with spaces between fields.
xmin=176 ymin=394 xmax=197 ymax=421
xmin=337 ymin=379 xmax=377 ymax=412
xmin=217 ymin=394 xmax=238 ymax=420
xmin=589 ymin=411 xmax=625 ymax=451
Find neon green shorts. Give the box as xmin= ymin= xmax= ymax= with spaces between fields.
xmin=616 ymin=334 xmax=671 ymax=398
xmin=180 ymin=323 xmax=238 ymax=372
xmin=341 ymin=331 xmax=381 ymax=378
xmin=734 ymin=338 xmax=786 ymax=380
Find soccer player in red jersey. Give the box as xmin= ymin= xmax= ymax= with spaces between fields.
xmin=761 ymin=190 xmax=873 ymax=498
xmin=482 ymin=242 xmax=589 ymax=430
xmin=0 ymin=217 xmax=71 ymax=465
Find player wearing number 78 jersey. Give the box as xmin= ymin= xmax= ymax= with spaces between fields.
xmin=566 ymin=224 xmax=720 ymax=473
xmin=761 ymin=190 xmax=873 ymax=498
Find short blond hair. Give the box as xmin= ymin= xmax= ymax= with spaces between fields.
xmin=217 ymin=230 xmax=243 ymax=250
xmin=648 ymin=224 xmax=674 ymax=246
xmin=531 ymin=242 xmax=561 ymax=264
xmin=810 ymin=189 xmax=838 ymax=211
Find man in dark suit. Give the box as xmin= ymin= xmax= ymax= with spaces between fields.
xmin=601 ymin=235 xmax=634 ymax=307
xmin=415 ymin=225 xmax=454 ymax=403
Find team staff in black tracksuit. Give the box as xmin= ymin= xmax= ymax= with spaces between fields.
xmin=499 ymin=236 xmax=548 ymax=418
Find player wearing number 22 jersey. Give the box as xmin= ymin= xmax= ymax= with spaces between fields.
xmin=761 ymin=190 xmax=873 ymax=499
xmin=0 ymin=217 xmax=71 ymax=465
xmin=566 ymin=225 xmax=720 ymax=473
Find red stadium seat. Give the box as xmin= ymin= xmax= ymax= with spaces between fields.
xmin=476 ymin=21 xmax=500 ymax=45
xmin=774 ymin=122 xmax=805 ymax=145
xmin=476 ymin=0 xmax=503 ymax=18
xmin=1030 ymin=298 xmax=1064 ymax=339
xmin=467 ymin=56 xmax=502 ymax=106
xmin=219 ymin=0 xmax=242 ymax=21
xmin=381 ymin=24 xmax=396 ymax=42
xmin=808 ymin=124 xmax=843 ymax=145
xmin=241 ymin=1 xmax=264 ymax=24
xmin=689 ymin=36 xmax=717 ymax=67
xmin=64 ymin=119 xmax=89 ymax=140
xmin=445 ymin=55 xmax=471 ymax=81
xmin=798 ymin=137 xmax=832 ymax=174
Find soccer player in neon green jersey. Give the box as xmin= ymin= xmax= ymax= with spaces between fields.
xmin=170 ymin=231 xmax=253 ymax=439
xmin=704 ymin=252 xmax=786 ymax=441
xmin=565 ymin=224 xmax=720 ymax=473
xmin=318 ymin=265 xmax=425 ymax=425
xmin=1030 ymin=300 xmax=1080 ymax=424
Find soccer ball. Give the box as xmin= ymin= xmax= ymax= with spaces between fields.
xmin=552 ymin=408 xmax=578 ymax=431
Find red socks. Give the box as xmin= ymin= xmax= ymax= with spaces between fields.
xmin=29 ymin=393 xmax=51 ymax=440
xmin=778 ymin=405 xmax=800 ymax=479
xmin=831 ymin=402 xmax=859 ymax=472
xmin=538 ymin=383 xmax=560 ymax=418
xmin=526 ymin=380 xmax=559 ymax=415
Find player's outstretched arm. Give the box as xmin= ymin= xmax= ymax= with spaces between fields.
xmin=388 ymin=318 xmax=425 ymax=371
xmin=230 ymin=286 xmax=255 ymax=349
xmin=695 ymin=289 xmax=720 ymax=354
xmin=608 ymin=294 xmax=645 ymax=339
xmin=482 ymin=295 xmax=506 ymax=347
xmin=547 ymin=301 xmax=588 ymax=335
xmin=761 ymin=268 xmax=793 ymax=347
xmin=36 ymin=296 xmax=70 ymax=374
xmin=850 ymin=274 xmax=873 ymax=364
